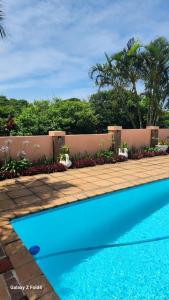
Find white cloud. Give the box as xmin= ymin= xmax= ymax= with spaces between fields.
xmin=0 ymin=0 xmax=168 ymax=100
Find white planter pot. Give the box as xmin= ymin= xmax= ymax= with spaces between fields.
xmin=59 ymin=154 xmax=72 ymax=168
xmin=155 ymin=144 xmax=168 ymax=151
xmin=118 ymin=148 xmax=128 ymax=158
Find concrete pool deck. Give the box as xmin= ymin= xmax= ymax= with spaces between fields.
xmin=0 ymin=155 xmax=169 ymax=299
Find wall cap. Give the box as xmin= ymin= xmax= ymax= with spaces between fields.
xmin=146 ymin=126 xmax=159 ymax=130
xmin=108 ymin=126 xmax=122 ymax=131
xmin=48 ymin=131 xmax=66 ymax=136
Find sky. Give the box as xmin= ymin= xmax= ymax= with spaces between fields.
xmin=0 ymin=0 xmax=169 ymax=102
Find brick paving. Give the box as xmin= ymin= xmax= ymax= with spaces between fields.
xmin=0 ymin=156 xmax=169 ymax=299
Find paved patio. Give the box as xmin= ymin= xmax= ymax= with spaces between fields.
xmin=0 ymin=156 xmax=169 ymax=299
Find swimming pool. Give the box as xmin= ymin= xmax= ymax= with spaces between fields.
xmin=11 ymin=178 xmax=169 ymax=300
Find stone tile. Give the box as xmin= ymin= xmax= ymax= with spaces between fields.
xmin=30 ymin=185 xmax=53 ymax=194
xmin=4 ymin=270 xmax=14 ymax=281
xmin=97 ymin=173 xmax=117 ymax=179
xmin=22 ymin=275 xmax=52 ymax=299
xmin=80 ymin=183 xmax=98 ymax=191
xmin=14 ymin=195 xmax=42 ymax=206
xmin=5 ymin=240 xmax=24 ymax=257
xmin=0 ymin=199 xmax=15 ymax=212
xmin=61 ymin=187 xmax=83 ymax=195
xmin=94 ymin=180 xmax=113 ymax=187
xmin=1 ymin=229 xmax=19 ymax=246
xmin=7 ymin=188 xmax=33 ymax=199
xmin=0 ymin=274 xmax=10 ymax=300
xmin=0 ymin=257 xmax=13 ymax=273
xmin=6 ymin=276 xmax=25 ymax=300
xmin=0 ymin=245 xmax=5 ymax=259
xmin=5 ymin=184 xmax=25 ymax=191
xmin=40 ymin=291 xmax=59 ymax=300
xmin=23 ymin=180 xmax=44 ymax=188
xmin=16 ymin=261 xmax=42 ymax=282
xmin=10 ymin=248 xmax=33 ymax=269
xmin=0 ymin=192 xmax=12 ymax=201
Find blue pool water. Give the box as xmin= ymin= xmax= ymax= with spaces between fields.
xmin=11 ymin=179 xmax=169 ymax=300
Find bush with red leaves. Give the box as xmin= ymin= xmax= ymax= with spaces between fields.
xmin=72 ymin=159 xmax=96 ymax=168
xmin=154 ymin=150 xmax=168 ymax=156
xmin=117 ymin=155 xmax=128 ymax=162
xmin=104 ymin=157 xmax=117 ymax=164
xmin=20 ymin=163 xmax=66 ymax=176
xmin=143 ymin=151 xmax=155 ymax=157
xmin=94 ymin=157 xmax=105 ymax=165
xmin=0 ymin=171 xmax=19 ymax=181
xmin=130 ymin=153 xmax=144 ymax=159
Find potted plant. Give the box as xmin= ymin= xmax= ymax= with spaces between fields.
xmin=156 ymin=139 xmax=169 ymax=152
xmin=143 ymin=147 xmax=155 ymax=157
xmin=59 ymin=145 xmax=72 ymax=168
xmin=118 ymin=142 xmax=128 ymax=158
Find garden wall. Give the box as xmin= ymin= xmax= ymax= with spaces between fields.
xmin=0 ymin=135 xmax=53 ymax=161
xmin=121 ymin=129 xmax=151 ymax=148
xmin=0 ymin=126 xmax=169 ymax=162
xmin=159 ymin=129 xmax=169 ymax=140
xmin=65 ymin=133 xmax=112 ymax=155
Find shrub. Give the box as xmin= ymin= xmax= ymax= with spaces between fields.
xmin=0 ymin=170 xmax=19 ymax=181
xmin=117 ymin=155 xmax=128 ymax=162
xmin=103 ymin=157 xmax=117 ymax=164
xmin=20 ymin=163 xmax=66 ymax=176
xmin=94 ymin=157 xmax=105 ymax=165
xmin=130 ymin=153 xmax=144 ymax=159
xmin=1 ymin=158 xmax=31 ymax=174
xmin=143 ymin=151 xmax=155 ymax=157
xmin=72 ymin=159 xmax=96 ymax=168
xmin=59 ymin=145 xmax=70 ymax=161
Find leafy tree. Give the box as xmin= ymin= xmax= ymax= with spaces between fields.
xmin=141 ymin=37 xmax=169 ymax=125
xmin=89 ymin=89 xmax=147 ymax=131
xmin=14 ymin=101 xmax=51 ymax=135
xmin=90 ymin=37 xmax=169 ymax=128
xmin=48 ymin=99 xmax=97 ymax=134
xmin=13 ymin=99 xmax=97 ymax=135
xmin=0 ymin=96 xmax=29 ymax=135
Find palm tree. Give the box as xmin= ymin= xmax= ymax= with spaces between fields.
xmin=141 ymin=37 xmax=169 ymax=125
xmin=89 ymin=38 xmax=143 ymax=127
xmin=0 ymin=6 xmax=6 ymax=38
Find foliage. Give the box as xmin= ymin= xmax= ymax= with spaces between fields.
xmin=95 ymin=149 xmax=114 ymax=159
xmin=59 ymin=145 xmax=70 ymax=161
xmin=0 ymin=170 xmax=19 ymax=181
xmin=7 ymin=99 xmax=98 ymax=136
xmin=72 ymin=159 xmax=96 ymax=168
xmin=90 ymin=37 xmax=169 ymax=128
xmin=157 ymin=139 xmax=169 ymax=145
xmin=20 ymin=163 xmax=66 ymax=176
xmin=33 ymin=155 xmax=54 ymax=166
xmin=1 ymin=158 xmax=31 ymax=174
xmin=89 ymin=89 xmax=145 ymax=130
xmin=128 ymin=145 xmax=168 ymax=159
xmin=120 ymin=142 xmax=128 ymax=149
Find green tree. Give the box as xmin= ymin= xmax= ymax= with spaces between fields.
xmin=0 ymin=96 xmax=29 ymax=135
xmin=89 ymin=37 xmax=169 ymax=128
xmin=141 ymin=37 xmax=169 ymax=125
xmin=89 ymin=89 xmax=145 ymax=131
xmin=48 ymin=99 xmax=97 ymax=134
xmin=15 ymin=101 xmax=51 ymax=135
xmin=14 ymin=99 xmax=97 ymax=135
xmin=90 ymin=38 xmax=143 ymax=127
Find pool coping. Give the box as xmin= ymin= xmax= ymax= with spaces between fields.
xmin=1 ymin=156 xmax=169 ymax=299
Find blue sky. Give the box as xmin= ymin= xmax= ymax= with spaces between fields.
xmin=0 ymin=0 xmax=169 ymax=101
